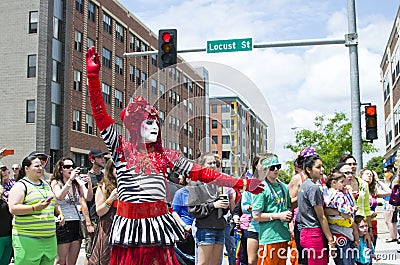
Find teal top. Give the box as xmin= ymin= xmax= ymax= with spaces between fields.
xmin=252 ymin=179 xmax=291 ymax=245
xmin=241 ymin=190 xmax=259 ymax=233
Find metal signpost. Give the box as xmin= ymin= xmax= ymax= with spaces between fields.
xmin=124 ymin=0 xmax=363 ymax=168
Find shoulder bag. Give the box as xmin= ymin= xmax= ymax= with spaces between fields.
xmin=389 ymin=184 xmax=400 ymax=206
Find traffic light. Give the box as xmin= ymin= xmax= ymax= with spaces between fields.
xmin=365 ymin=105 xmax=378 ymax=140
xmin=158 ymin=29 xmax=177 ymax=69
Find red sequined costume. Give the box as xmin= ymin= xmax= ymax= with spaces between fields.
xmin=86 ymin=47 xmax=263 ymax=265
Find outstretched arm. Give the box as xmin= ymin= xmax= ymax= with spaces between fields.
xmin=189 ymin=164 xmax=264 ymax=194
xmin=86 ymin=46 xmax=114 ymax=131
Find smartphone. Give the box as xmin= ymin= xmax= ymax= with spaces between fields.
xmin=219 ymin=194 xmax=228 ymax=201
xmin=2 ymin=149 xmax=14 ymax=156
xmin=46 ymin=197 xmax=54 ymax=202
xmin=80 ymin=167 xmax=89 ymax=174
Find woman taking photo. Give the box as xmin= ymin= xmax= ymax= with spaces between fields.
xmin=50 ymin=158 xmax=92 ymax=265
xmin=296 ymin=154 xmax=335 ymax=265
xmin=8 ymin=155 xmax=63 ymax=265
xmin=88 ymin=159 xmax=118 ymax=265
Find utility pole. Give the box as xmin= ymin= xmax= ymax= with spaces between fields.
xmin=347 ymin=0 xmax=363 ymax=169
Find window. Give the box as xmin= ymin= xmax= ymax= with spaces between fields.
xmin=151 ymin=79 xmax=157 ymax=94
xmin=102 ymin=83 xmax=110 ymax=104
xmin=159 ymin=111 xmax=164 ymax=125
xmin=211 ymin=105 xmax=217 ymax=113
xmin=27 ymin=55 xmax=36 ymax=78
xmin=169 ymin=90 xmax=173 ymax=103
xmin=52 ymin=60 xmax=61 ymax=83
xmin=141 ymin=72 xmax=147 ymax=88
xmin=129 ymin=34 xmax=135 ymax=50
xmin=189 ymin=102 xmax=193 ymax=115
xmin=222 ymin=151 xmax=230 ymax=159
xmin=212 ymin=120 xmax=218 ymax=129
xmin=72 ymin=110 xmax=81 ymax=131
xmin=183 ymin=76 xmax=188 ymax=88
xmin=115 ymin=89 xmax=123 ymax=108
xmin=141 ymin=43 xmax=147 ymax=58
xmin=183 ymin=146 xmax=188 ymax=157
xmin=87 ymin=38 xmax=94 ymax=50
xmin=189 ymin=125 xmax=193 ymax=137
xmin=88 ymin=1 xmax=95 ymax=22
xmin=395 ymin=106 xmax=400 ymax=136
xmin=183 ymin=99 xmax=187 ymax=111
xmin=159 ymin=83 xmax=165 ymax=98
xmin=102 ymin=48 xmax=111 ymax=68
xmin=383 ymin=72 xmax=390 ymax=101
xmin=116 ymin=23 xmax=124 ymax=42
xmin=26 ymin=100 xmax=35 ymax=123
xmin=136 ymin=69 xmax=140 ymax=84
xmin=29 ymin=11 xmax=38 ymax=33
xmin=74 ymin=30 xmax=82 ymax=52
xmin=184 ymin=123 xmax=188 ymax=135
xmin=129 ymin=65 xmax=134 ymax=82
xmin=392 ymin=46 xmax=400 ymax=83
xmin=221 ymin=104 xmax=230 ymax=113
xmin=222 ymin=136 xmax=230 ymax=144
xmin=151 ymin=54 xmax=157 ymax=66
xmin=189 ymin=148 xmax=193 ymax=160
xmin=212 ymin=136 xmax=218 ymax=144
xmin=51 ymin=103 xmax=61 ymax=126
xmin=386 ymin=117 xmax=393 ymax=146
xmin=222 ymin=119 xmax=230 ymax=129
xmin=74 ymin=70 xmax=82 ymax=91
xmin=75 ymin=0 xmax=83 ymax=13
xmin=115 ymin=56 xmax=123 ymax=75
xmin=103 ymin=13 xmax=111 ymax=34
xmin=85 ymin=114 xmax=94 ymax=134
xmin=53 ymin=17 xmax=61 ymax=40
xmin=136 ymin=39 xmax=141 ymax=52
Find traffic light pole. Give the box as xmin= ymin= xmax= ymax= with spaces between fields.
xmin=124 ymin=0 xmax=364 ymax=169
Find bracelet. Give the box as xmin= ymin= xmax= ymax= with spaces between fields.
xmin=328 ymin=241 xmax=336 ymax=246
xmin=104 ymin=202 xmax=111 ymax=209
xmin=65 ymin=180 xmax=72 ymax=187
xmin=269 ymin=213 xmax=273 ymax=221
xmin=105 ymin=199 xmax=112 ymax=207
xmin=32 ymin=205 xmax=35 ymax=212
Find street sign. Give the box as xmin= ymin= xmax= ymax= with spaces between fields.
xmin=207 ymin=38 xmax=252 ymax=53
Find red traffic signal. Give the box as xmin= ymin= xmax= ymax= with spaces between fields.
xmin=158 ymin=29 xmax=177 ymax=69
xmin=365 ymin=105 xmax=377 ymax=141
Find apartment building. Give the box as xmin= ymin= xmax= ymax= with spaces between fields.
xmin=382 ymin=7 xmax=400 ymax=169
xmin=0 ymin=0 xmax=206 ymax=169
xmin=209 ymin=97 xmax=268 ymax=177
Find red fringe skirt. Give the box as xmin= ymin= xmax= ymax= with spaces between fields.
xmin=109 ymin=245 xmax=180 ymax=265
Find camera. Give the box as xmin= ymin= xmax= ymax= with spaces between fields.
xmin=80 ymin=167 xmax=89 ymax=174
xmin=219 ymin=194 xmax=228 ymax=201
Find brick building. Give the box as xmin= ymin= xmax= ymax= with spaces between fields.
xmin=382 ymin=6 xmax=400 ymax=169
xmin=0 ymin=0 xmax=206 ymax=170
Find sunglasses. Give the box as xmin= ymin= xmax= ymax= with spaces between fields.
xmin=346 ymin=163 xmax=357 ymax=166
xmin=342 ymin=171 xmax=353 ymax=176
xmin=12 ymin=167 xmax=19 ymax=170
xmin=62 ymin=165 xmax=75 ymax=169
xmin=269 ymin=164 xmax=281 ymax=171
xmin=1 ymin=167 xmax=7 ymax=171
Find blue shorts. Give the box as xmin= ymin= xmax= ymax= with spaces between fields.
xmin=196 ymin=228 xmax=225 ymax=246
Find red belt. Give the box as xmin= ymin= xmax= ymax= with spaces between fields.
xmin=116 ymin=200 xmax=169 ymax=219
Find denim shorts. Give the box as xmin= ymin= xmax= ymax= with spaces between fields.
xmin=196 ymin=228 xmax=225 ymax=245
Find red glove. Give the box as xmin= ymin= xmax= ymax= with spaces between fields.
xmin=86 ymin=46 xmax=113 ymax=131
xmin=189 ymin=164 xmax=264 ymax=194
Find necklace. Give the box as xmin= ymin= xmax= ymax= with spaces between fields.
xmin=23 ymin=177 xmax=48 ymax=199
xmin=266 ymin=179 xmax=286 ymax=206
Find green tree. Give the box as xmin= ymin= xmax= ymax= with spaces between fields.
xmin=279 ymin=161 xmax=294 ymax=184
xmin=285 ymin=112 xmax=377 ymax=173
xmin=365 ymin=156 xmax=384 ymax=177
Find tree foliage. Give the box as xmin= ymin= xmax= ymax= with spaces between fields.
xmin=365 ymin=156 xmax=384 ymax=178
xmin=284 ymin=112 xmax=377 ymax=173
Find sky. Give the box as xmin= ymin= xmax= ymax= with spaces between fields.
xmin=118 ymin=0 xmax=399 ymax=166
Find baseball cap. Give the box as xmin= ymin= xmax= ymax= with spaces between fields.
xmin=0 ymin=164 xmax=7 ymax=170
xmin=261 ymin=156 xmax=280 ymax=170
xmin=88 ymin=149 xmax=108 ymax=160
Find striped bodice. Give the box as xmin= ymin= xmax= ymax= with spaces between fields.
xmin=13 ymin=178 xmax=56 ymax=238
xmin=101 ymin=125 xmax=193 ymax=246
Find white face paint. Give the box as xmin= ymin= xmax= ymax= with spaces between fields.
xmin=140 ymin=120 xmax=159 ymax=143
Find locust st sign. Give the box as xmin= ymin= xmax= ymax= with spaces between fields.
xmin=207 ymin=38 xmax=253 ymax=53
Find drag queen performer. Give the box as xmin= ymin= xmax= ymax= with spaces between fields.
xmin=85 ymin=46 xmax=263 ymax=265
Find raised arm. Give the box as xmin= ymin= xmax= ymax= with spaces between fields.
xmin=86 ymin=46 xmax=114 ymax=131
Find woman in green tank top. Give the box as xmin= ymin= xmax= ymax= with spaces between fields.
xmin=8 ymin=155 xmax=63 ymax=265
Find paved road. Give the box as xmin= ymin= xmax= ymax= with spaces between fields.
xmin=76 ymin=205 xmax=399 ymax=265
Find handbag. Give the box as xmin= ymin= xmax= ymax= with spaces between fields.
xmin=389 ymin=184 xmax=400 ymax=206
xmin=71 ymin=183 xmax=89 ymax=239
